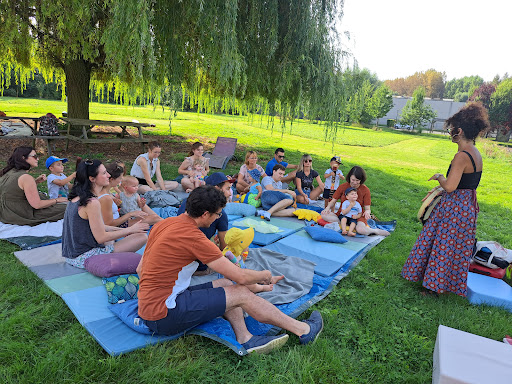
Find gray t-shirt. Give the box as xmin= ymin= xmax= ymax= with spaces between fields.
xmin=261 ymin=176 xmax=282 ymax=191
xmin=47 ymin=173 xmax=69 ymax=199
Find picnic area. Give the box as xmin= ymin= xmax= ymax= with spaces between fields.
xmin=1 ymin=96 xmax=511 ymax=383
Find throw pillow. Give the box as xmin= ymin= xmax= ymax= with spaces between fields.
xmin=102 ymin=274 xmax=140 ymax=304
xmin=84 ymin=252 xmax=141 ymax=278
xmin=304 ymin=225 xmax=347 ymax=244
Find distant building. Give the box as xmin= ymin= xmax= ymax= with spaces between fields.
xmin=379 ymin=96 xmax=466 ymax=131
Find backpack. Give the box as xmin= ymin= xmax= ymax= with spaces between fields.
xmin=38 ymin=113 xmax=59 ymax=136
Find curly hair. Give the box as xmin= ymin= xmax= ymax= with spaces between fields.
xmin=1 ymin=146 xmax=33 ymax=176
xmin=68 ymin=159 xmax=103 ymax=206
xmin=186 ymin=185 xmax=227 ymax=218
xmin=445 ymin=102 xmax=491 ymax=142
xmin=346 ymin=166 xmax=367 ymax=184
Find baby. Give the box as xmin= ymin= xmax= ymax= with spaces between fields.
xmin=222 ymin=227 xmax=283 ymax=293
xmin=120 ymin=176 xmax=163 ymax=225
xmin=340 ymin=187 xmax=362 ymax=237
xmin=45 ymin=156 xmax=76 ymax=199
xmin=323 ymin=156 xmax=345 ymax=211
xmin=242 ymin=168 xmax=263 ymax=207
xmin=186 ymin=159 xmax=208 ymax=193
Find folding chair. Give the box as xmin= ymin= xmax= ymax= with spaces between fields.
xmin=204 ymin=137 xmax=237 ymax=169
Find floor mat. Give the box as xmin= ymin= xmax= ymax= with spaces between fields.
xmin=13 ymin=217 xmax=393 ymax=356
xmin=230 ymin=216 xmax=304 ymax=246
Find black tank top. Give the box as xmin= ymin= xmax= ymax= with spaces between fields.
xmin=446 ymin=151 xmax=481 ymax=190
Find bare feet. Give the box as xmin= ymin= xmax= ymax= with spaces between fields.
xmin=348 ymin=232 xmax=356 ymax=237
xmin=375 ymin=229 xmax=390 ymax=236
xmin=248 ymin=275 xmax=284 ymax=293
xmin=341 ymin=231 xmax=348 ymax=235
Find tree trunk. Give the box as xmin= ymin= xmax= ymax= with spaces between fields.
xmin=64 ymin=59 xmax=91 ymax=119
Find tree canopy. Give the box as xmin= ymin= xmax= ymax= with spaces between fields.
xmin=399 ymin=86 xmax=436 ymax=130
xmin=1 ymin=0 xmax=346 ymax=135
xmin=385 ymin=69 xmax=446 ymax=99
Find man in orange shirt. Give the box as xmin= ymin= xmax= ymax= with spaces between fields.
xmin=137 ymin=185 xmax=323 ymax=354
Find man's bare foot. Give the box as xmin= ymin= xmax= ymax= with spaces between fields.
xmin=271 ymin=275 xmax=285 ymax=284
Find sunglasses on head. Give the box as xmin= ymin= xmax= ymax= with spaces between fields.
xmin=84 ymin=159 xmax=94 ymax=165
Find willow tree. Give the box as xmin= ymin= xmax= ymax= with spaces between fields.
xmin=1 ymin=0 xmax=346 ymax=137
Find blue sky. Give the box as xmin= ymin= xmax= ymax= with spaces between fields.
xmin=340 ymin=0 xmax=511 ymax=81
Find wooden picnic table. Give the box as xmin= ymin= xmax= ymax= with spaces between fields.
xmin=62 ymin=118 xmax=152 ymax=151
xmin=0 ymin=115 xmax=40 ymax=135
xmin=0 ymin=115 xmax=80 ymax=156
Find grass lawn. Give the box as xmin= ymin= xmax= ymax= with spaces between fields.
xmin=1 ymin=97 xmax=511 ymax=383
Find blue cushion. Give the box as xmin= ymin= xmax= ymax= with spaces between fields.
xmin=102 ymin=274 xmax=140 ymax=304
xmin=108 ymin=299 xmax=151 ymax=334
xmin=304 ymin=225 xmax=347 ymax=244
xmin=224 ymin=202 xmax=256 ymax=217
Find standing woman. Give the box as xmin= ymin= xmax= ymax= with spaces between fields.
xmin=130 ymin=141 xmax=179 ymax=194
xmin=236 ymin=151 xmax=267 ymax=194
xmin=295 ymin=154 xmax=324 ymax=204
xmin=62 ymin=160 xmax=148 ymax=269
xmin=178 ymin=142 xmax=210 ymax=192
xmin=402 ymin=103 xmax=490 ymax=297
xmin=0 ymin=146 xmax=67 ymax=225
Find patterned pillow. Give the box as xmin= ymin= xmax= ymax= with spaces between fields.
xmin=102 ymin=274 xmax=140 ymax=304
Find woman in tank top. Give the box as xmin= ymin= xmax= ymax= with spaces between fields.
xmin=402 ymin=103 xmax=490 ymax=297
xmin=61 ymin=159 xmax=149 ymax=269
xmin=130 ymin=141 xmax=179 ymax=194
xmin=178 ymin=141 xmax=210 ymax=192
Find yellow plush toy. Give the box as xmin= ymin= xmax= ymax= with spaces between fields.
xmin=293 ymin=209 xmax=321 ymax=222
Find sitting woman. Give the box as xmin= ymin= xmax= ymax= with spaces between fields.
xmin=321 ymin=166 xmax=390 ymax=236
xmin=402 ymin=103 xmax=490 ymax=297
xmin=178 ymin=142 xmax=210 ymax=192
xmin=0 ymin=146 xmax=67 ymax=225
xmin=99 ymin=162 xmax=151 ymax=227
xmin=130 ymin=141 xmax=179 ymax=194
xmin=295 ymin=154 xmax=324 ymax=205
xmin=236 ymin=151 xmax=267 ymax=194
xmin=62 ymin=159 xmax=148 ymax=269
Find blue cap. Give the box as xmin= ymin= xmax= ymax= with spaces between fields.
xmin=205 ymin=172 xmax=230 ymax=186
xmin=344 ymin=187 xmax=357 ymax=196
xmin=45 ymin=156 xmax=68 ymax=169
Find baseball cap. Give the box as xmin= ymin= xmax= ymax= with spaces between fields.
xmin=330 ymin=156 xmax=342 ymax=165
xmin=205 ymin=172 xmax=232 ymax=186
xmin=344 ymin=187 xmax=357 ymax=195
xmin=45 ymin=156 xmax=68 ymax=169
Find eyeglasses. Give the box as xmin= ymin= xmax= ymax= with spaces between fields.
xmin=248 ymin=157 xmax=258 ymax=160
xmin=213 ymin=211 xmax=223 ymax=218
xmin=304 ymin=159 xmax=312 ymax=163
xmin=27 ymin=154 xmax=39 ymax=159
xmin=277 ymin=155 xmax=285 ymax=159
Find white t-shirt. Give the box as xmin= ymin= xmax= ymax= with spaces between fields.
xmin=324 ymin=168 xmax=344 ymax=190
xmin=261 ymin=176 xmax=282 ymax=191
xmin=341 ymin=200 xmax=362 ymax=218
xmin=47 ymin=173 xmax=69 ymax=199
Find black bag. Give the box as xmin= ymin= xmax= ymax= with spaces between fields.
xmin=38 ymin=113 xmax=59 ymax=136
xmin=473 ymin=247 xmax=510 ymax=269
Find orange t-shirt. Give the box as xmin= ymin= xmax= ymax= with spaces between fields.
xmin=138 ymin=214 xmax=222 ymax=321
xmin=332 ymin=182 xmax=371 ymax=224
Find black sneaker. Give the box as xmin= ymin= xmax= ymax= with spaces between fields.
xmin=242 ymin=334 xmax=289 ymax=354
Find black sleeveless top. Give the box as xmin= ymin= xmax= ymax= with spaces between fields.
xmin=446 ymin=151 xmax=481 ymax=190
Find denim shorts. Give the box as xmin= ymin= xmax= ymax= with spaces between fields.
xmin=143 ymin=282 xmax=226 ymax=336
xmin=261 ymin=190 xmax=293 ymax=210
xmin=295 ymin=188 xmax=311 ymax=197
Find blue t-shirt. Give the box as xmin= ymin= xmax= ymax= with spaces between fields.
xmin=265 ymin=158 xmax=289 ymax=177
xmin=177 ymin=198 xmax=228 ymax=239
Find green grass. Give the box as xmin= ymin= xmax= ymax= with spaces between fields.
xmin=1 ymin=97 xmax=511 ymax=383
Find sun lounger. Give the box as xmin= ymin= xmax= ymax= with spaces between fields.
xmin=204 ymin=137 xmax=237 ymax=169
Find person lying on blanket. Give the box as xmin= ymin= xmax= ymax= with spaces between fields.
xmin=321 ymin=166 xmax=390 ymax=236
xmin=136 ymin=185 xmax=324 ymax=354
